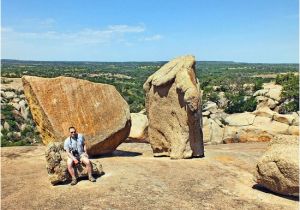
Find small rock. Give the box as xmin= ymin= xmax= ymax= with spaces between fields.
xmin=288 ymin=126 xmax=299 ymax=136
xmin=291 ymin=112 xmax=299 ymax=126
xmin=253 ymin=107 xmax=276 ymax=118
xmin=12 ymin=98 xmax=20 ymax=103
xmin=273 ymin=113 xmax=294 ymax=125
xmin=9 ymin=102 xmax=21 ymax=111
xmin=202 ymin=111 xmax=210 ymax=116
xmin=4 ymin=122 xmax=10 ymax=131
xmin=203 ymin=101 xmax=218 ymax=113
xmin=19 ymin=94 xmax=26 ymax=99
xmin=4 ymin=91 xmax=16 ymax=99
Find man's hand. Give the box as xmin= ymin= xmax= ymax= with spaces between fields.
xmin=73 ymin=158 xmax=79 ymax=165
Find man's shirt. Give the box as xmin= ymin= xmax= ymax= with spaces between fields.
xmin=64 ymin=133 xmax=85 ymax=156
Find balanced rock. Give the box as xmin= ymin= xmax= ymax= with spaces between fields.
xmin=254 ymin=135 xmax=299 ymax=197
xmin=45 ymin=142 xmax=103 ymax=185
xmin=22 ymin=76 xmax=131 ymax=156
xmin=143 ymin=55 xmax=204 ymax=159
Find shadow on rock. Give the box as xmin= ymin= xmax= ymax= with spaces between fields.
xmin=252 ymin=184 xmax=299 ymax=201
xmin=93 ymin=150 xmax=142 ymax=159
xmin=53 ymin=172 xmax=105 ymax=186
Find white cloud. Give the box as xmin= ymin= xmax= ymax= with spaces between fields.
xmin=2 ymin=24 xmax=146 ymax=45
xmin=140 ymin=34 xmax=163 ymax=41
xmin=107 ymin=24 xmax=145 ymax=33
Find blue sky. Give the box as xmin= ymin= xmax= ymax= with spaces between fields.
xmin=1 ymin=0 xmax=299 ymax=62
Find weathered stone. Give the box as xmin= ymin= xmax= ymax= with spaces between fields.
xmin=253 ymin=107 xmax=275 ymax=118
xmin=237 ymin=126 xmax=274 ymax=142
xmin=203 ymin=101 xmax=218 ymax=114
xmin=22 ymin=76 xmax=131 ymax=156
xmin=223 ymin=126 xmax=239 ymax=143
xmin=224 ymin=112 xmax=256 ymax=126
xmin=128 ymin=113 xmax=149 ymax=142
xmin=210 ymin=119 xmax=224 ymax=144
xmin=4 ymin=91 xmax=16 ymax=99
xmin=12 ymin=98 xmax=20 ymax=103
xmin=19 ymin=100 xmax=29 ymax=120
xmin=223 ymin=125 xmax=274 ymax=143
xmin=143 ymin=55 xmax=204 ymax=159
xmin=217 ymin=92 xmax=228 ymax=108
xmin=288 ymin=126 xmax=299 ymax=136
xmin=202 ymin=124 xmax=211 ymax=143
xmin=19 ymin=94 xmax=26 ymax=99
xmin=210 ymin=111 xmax=229 ymax=121
xmin=20 ymin=124 xmax=27 ymax=131
xmin=252 ymin=116 xmax=289 ymax=135
xmin=253 ymin=89 xmax=269 ymax=97
xmin=254 ymin=83 xmax=282 ymax=102
xmin=9 ymin=102 xmax=21 ymax=111
xmin=45 ymin=142 xmax=104 ymax=185
xmin=255 ymin=135 xmax=299 ymax=196
xmin=273 ymin=113 xmax=294 ymax=125
xmin=202 ymin=111 xmax=210 ymax=116
xmin=291 ymin=112 xmax=299 ymax=126
xmin=264 ymin=84 xmax=282 ymax=101
xmin=267 ymin=98 xmax=277 ymax=109
xmin=3 ymin=122 xmax=10 ymax=131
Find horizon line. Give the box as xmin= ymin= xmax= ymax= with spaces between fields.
xmin=1 ymin=58 xmax=299 ymax=65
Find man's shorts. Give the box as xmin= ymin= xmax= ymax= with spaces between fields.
xmin=68 ymin=153 xmax=89 ymax=163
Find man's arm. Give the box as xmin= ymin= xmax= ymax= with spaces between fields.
xmin=82 ymin=136 xmax=89 ymax=158
xmin=66 ymin=150 xmax=77 ymax=161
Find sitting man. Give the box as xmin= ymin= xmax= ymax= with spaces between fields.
xmin=64 ymin=126 xmax=96 ymax=185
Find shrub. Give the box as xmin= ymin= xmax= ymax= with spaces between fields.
xmin=276 ymin=73 xmax=299 ymax=112
xmin=225 ymin=92 xmax=257 ymax=114
xmin=208 ymin=92 xmax=220 ymax=104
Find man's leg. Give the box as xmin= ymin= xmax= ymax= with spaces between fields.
xmin=67 ymin=158 xmax=77 ymax=185
xmin=81 ymin=156 xmax=96 ymax=182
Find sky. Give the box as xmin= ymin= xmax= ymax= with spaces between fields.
xmin=1 ymin=0 xmax=299 ymax=63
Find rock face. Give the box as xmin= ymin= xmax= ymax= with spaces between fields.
xmin=254 ymin=135 xmax=299 ymax=197
xmin=45 ymin=142 xmax=103 ymax=185
xmin=22 ymin=76 xmax=131 ymax=156
xmin=143 ymin=55 xmax=204 ymax=159
xmin=128 ymin=113 xmax=149 ymax=142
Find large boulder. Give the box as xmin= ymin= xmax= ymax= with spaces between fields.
xmin=224 ymin=112 xmax=256 ymax=126
xmin=45 ymin=142 xmax=103 ymax=185
xmin=143 ymin=55 xmax=204 ymax=159
xmin=128 ymin=113 xmax=149 ymax=142
xmin=253 ymin=107 xmax=276 ymax=119
xmin=254 ymin=135 xmax=299 ymax=197
xmin=22 ymin=76 xmax=131 ymax=156
xmin=252 ymin=116 xmax=289 ymax=135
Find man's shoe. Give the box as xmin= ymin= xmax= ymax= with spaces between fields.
xmin=89 ymin=175 xmax=96 ymax=182
xmin=71 ymin=178 xmax=77 ymax=185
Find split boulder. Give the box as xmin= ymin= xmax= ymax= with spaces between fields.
xmin=22 ymin=76 xmax=131 ymax=156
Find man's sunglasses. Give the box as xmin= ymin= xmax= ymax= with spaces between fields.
xmin=70 ymin=131 xmax=76 ymax=134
